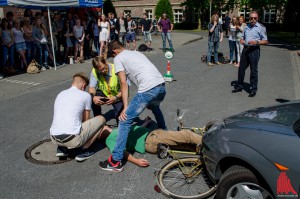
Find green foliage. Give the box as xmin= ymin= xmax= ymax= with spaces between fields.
xmin=155 ymin=0 xmax=174 ymax=22
xmin=103 ymin=0 xmax=117 ymax=17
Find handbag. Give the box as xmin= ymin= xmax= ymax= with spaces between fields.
xmin=27 ymin=59 xmax=40 ymax=74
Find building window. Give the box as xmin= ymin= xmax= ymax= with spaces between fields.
xmin=124 ymin=10 xmax=131 ymax=16
xmin=174 ymin=9 xmax=183 ymax=23
xmin=263 ymin=8 xmax=276 ymax=23
xmin=239 ymin=7 xmax=251 ymax=21
xmin=144 ymin=9 xmax=153 ymax=19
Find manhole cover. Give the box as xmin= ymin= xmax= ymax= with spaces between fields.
xmin=25 ymin=139 xmax=74 ymax=165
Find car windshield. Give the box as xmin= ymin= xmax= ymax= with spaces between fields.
xmin=240 ymin=104 xmax=300 ymax=126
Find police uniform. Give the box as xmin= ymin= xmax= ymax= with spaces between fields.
xmin=235 ymin=22 xmax=267 ymax=96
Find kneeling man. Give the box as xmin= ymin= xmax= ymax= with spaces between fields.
xmin=50 ymin=72 xmax=108 ymax=162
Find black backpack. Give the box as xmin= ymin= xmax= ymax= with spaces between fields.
xmin=138 ymin=44 xmax=148 ymax=52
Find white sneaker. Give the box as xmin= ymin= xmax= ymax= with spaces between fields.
xmin=0 ymin=74 xmax=3 ymax=79
xmin=41 ymin=67 xmax=47 ymax=71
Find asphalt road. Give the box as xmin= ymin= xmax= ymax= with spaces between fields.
xmin=0 ymin=31 xmax=298 ymax=198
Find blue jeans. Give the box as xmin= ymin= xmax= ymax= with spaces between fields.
xmin=2 ymin=44 xmax=14 ymax=67
xmin=112 ymin=84 xmax=167 ymax=161
xmin=94 ymin=36 xmax=100 ymax=55
xmin=35 ymin=43 xmax=49 ymax=66
xmin=229 ymin=40 xmax=237 ymax=62
xmin=207 ymin=41 xmax=220 ymax=62
xmin=161 ymin=32 xmax=173 ymax=49
xmin=25 ymin=41 xmax=34 ymax=64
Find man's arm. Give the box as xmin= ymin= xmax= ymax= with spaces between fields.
xmin=82 ymin=110 xmax=90 ymax=122
xmin=117 ymin=71 xmax=129 ymax=121
xmin=124 ymin=151 xmax=149 ymax=167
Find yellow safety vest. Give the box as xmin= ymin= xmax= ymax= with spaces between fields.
xmin=92 ymin=63 xmax=120 ymax=97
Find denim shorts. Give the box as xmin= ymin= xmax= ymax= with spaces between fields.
xmin=15 ymin=42 xmax=27 ymax=51
xmin=126 ymin=32 xmax=136 ymax=42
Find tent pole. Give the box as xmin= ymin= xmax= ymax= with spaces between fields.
xmin=47 ymin=7 xmax=57 ymax=70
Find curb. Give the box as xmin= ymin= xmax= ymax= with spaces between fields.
xmin=291 ymin=50 xmax=300 ymax=100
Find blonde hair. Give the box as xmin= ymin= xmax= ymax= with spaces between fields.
xmin=73 ymin=72 xmax=89 ymax=85
xmin=92 ymin=55 xmax=107 ymax=69
xmin=210 ymin=14 xmax=219 ymax=24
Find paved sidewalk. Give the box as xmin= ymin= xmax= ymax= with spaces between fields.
xmin=0 ymin=32 xmax=202 ymax=101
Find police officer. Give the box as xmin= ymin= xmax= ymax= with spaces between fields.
xmin=232 ymin=11 xmax=268 ymax=97
xmin=89 ymin=56 xmax=123 ymax=123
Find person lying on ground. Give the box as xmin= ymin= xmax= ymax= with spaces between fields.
xmin=102 ymin=117 xmax=202 ymax=167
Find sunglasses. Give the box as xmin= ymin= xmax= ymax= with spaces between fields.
xmin=250 ymin=17 xmax=258 ymax=20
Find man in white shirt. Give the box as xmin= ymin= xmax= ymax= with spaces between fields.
xmin=50 ymin=72 xmax=109 ymax=162
xmin=99 ymin=40 xmax=167 ymax=172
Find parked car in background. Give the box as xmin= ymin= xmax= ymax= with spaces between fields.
xmin=202 ymin=101 xmax=300 ymax=199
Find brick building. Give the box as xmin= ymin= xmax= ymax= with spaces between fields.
xmin=112 ymin=0 xmax=185 ymax=23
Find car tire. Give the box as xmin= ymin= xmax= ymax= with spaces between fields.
xmin=216 ymin=165 xmax=274 ymax=199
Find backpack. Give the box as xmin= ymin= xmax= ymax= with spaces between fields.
xmin=27 ymin=59 xmax=40 ymax=74
xmin=138 ymin=44 xmax=148 ymax=52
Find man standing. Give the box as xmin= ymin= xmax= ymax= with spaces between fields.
xmin=99 ymin=40 xmax=167 ymax=172
xmin=50 ymin=73 xmax=107 ymax=162
xmin=125 ymin=15 xmax=137 ymax=50
xmin=157 ymin=13 xmax=174 ymax=52
xmin=116 ymin=12 xmax=128 ymax=46
xmin=89 ymin=56 xmax=123 ymax=123
xmin=232 ymin=11 xmax=268 ymax=97
xmin=141 ymin=13 xmax=153 ymax=51
xmin=108 ymin=12 xmax=118 ymax=41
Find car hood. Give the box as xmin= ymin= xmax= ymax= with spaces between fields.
xmin=224 ymin=101 xmax=300 ymax=136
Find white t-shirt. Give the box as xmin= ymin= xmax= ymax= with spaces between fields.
xmin=50 ymin=86 xmax=92 ymax=136
xmin=114 ymin=50 xmax=164 ymax=93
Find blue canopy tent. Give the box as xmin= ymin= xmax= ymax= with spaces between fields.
xmin=0 ymin=0 xmax=102 ymax=69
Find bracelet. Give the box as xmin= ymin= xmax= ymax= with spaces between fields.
xmin=90 ymin=93 xmax=95 ymax=98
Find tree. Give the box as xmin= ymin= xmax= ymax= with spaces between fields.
xmin=284 ymin=0 xmax=300 ymax=36
xmin=103 ymin=0 xmax=117 ymax=17
xmin=155 ymin=0 xmax=174 ymax=22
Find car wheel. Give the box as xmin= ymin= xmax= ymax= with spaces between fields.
xmin=216 ymin=165 xmax=274 ymax=199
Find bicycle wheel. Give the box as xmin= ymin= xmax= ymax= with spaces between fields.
xmin=157 ymin=157 xmax=216 ymax=199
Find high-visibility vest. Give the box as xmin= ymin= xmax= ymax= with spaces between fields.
xmin=92 ymin=63 xmax=120 ymax=97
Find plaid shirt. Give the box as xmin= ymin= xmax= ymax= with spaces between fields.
xmin=208 ymin=23 xmax=223 ymax=42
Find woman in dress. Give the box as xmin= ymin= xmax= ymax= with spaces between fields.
xmin=73 ymin=19 xmax=85 ymax=63
xmin=98 ymin=14 xmax=110 ymax=57
xmin=235 ymin=16 xmax=247 ymax=67
xmin=228 ymin=16 xmax=237 ymax=65
xmin=12 ymin=19 xmax=27 ymax=70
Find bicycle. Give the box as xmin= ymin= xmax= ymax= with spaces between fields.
xmin=156 ymin=109 xmax=217 ymax=199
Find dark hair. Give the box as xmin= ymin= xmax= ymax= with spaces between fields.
xmin=6 ymin=11 xmax=13 ymax=18
xmin=1 ymin=18 xmax=11 ymax=29
xmin=92 ymin=56 xmax=106 ymax=69
xmin=107 ymin=40 xmax=123 ymax=58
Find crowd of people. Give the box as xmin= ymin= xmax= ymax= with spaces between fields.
xmin=0 ymin=9 xmax=173 ymax=79
xmin=206 ymin=11 xmax=268 ymax=97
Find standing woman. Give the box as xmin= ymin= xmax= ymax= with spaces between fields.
xmin=98 ymin=14 xmax=110 ymax=57
xmin=235 ymin=16 xmax=247 ymax=67
xmin=33 ymin=17 xmax=49 ymax=70
xmin=12 ymin=19 xmax=27 ymax=70
xmin=62 ymin=20 xmax=74 ymax=63
xmin=228 ymin=16 xmax=238 ymax=65
xmin=0 ymin=18 xmax=15 ymax=74
xmin=73 ymin=19 xmax=85 ymax=63
xmin=92 ymin=16 xmax=100 ymax=55
xmin=206 ymin=14 xmax=223 ymax=66
xmin=23 ymin=17 xmax=34 ymax=65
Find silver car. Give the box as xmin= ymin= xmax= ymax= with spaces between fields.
xmin=202 ymin=101 xmax=300 ymax=199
